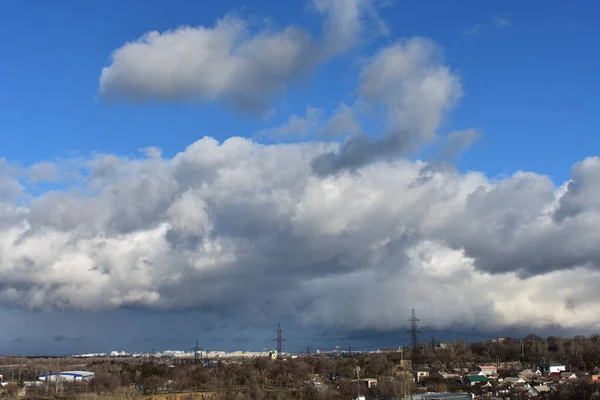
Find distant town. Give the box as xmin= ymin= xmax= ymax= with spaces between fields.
xmin=2 ymin=332 xmax=600 ymax=399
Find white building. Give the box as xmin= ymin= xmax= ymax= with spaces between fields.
xmin=39 ymin=371 xmax=95 ymax=382
xmin=541 ymin=362 xmax=566 ymax=374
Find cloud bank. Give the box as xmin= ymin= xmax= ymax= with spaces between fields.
xmin=19 ymin=0 xmax=595 ymax=336
xmin=2 ymin=142 xmax=600 ymax=332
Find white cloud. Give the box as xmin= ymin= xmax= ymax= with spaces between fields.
xmin=27 ymin=161 xmax=59 ymax=183
xmin=360 ymin=37 xmax=462 ymax=140
xmin=257 ymin=106 xmax=324 ymax=139
xmin=493 ymin=16 xmax=512 ymax=27
xmin=312 ymin=38 xmax=462 ymax=175
xmin=440 ymin=128 xmax=482 ymax=160
xmin=463 ymin=23 xmax=487 ymax=37
xmin=99 ymin=0 xmax=385 ymax=111
xmin=319 ymin=103 xmax=362 ymax=137
xmin=463 ymin=15 xmax=511 ymax=37
xmin=2 ymin=139 xmax=600 ymax=332
xmin=257 ymin=103 xmax=361 ymax=139
xmin=99 ymin=17 xmax=316 ymax=112
xmin=314 ymin=0 xmax=389 ymax=56
xmin=0 ymin=159 xmax=23 ymax=202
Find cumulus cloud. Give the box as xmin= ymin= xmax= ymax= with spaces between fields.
xmin=1 ymin=138 xmax=600 ymax=332
xmin=99 ymin=0 xmax=385 ymax=111
xmin=257 ymin=103 xmax=361 ymax=140
xmin=257 ymin=106 xmax=324 ymax=139
xmin=0 ymin=159 xmax=23 ymax=202
xmin=314 ymin=0 xmax=389 ymax=56
xmin=27 ymin=161 xmax=58 ymax=183
xmin=312 ymin=37 xmax=462 ymax=175
xmin=440 ymin=128 xmax=481 ymax=160
xmin=319 ymin=103 xmax=362 ymax=137
xmin=99 ymin=17 xmax=315 ymax=112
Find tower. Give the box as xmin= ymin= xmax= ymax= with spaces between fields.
xmin=273 ymin=323 xmax=285 ymax=359
xmin=407 ymin=309 xmax=421 ymax=372
xmin=191 ymin=340 xmax=203 ymax=364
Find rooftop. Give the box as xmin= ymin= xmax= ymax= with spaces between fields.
xmin=465 ymin=375 xmax=488 ymax=382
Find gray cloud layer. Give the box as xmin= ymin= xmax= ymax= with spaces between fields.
xmin=2 ymin=142 xmax=600 ymax=332
xmin=11 ymin=0 xmax=597 ymax=337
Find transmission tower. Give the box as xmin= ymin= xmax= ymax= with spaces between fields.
xmin=407 ymin=309 xmax=421 ymax=372
xmin=273 ymin=323 xmax=285 ymax=358
xmin=191 ymin=340 xmax=203 ymax=364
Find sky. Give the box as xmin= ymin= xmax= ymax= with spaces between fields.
xmin=0 ymin=0 xmax=599 ymax=355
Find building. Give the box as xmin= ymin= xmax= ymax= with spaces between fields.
xmin=477 ymin=365 xmax=497 ymax=377
xmin=560 ymin=372 xmax=577 ymax=380
xmin=539 ymin=362 xmax=566 ymax=374
xmin=502 ymin=377 xmax=525 ymax=385
xmin=352 ymin=378 xmax=377 ymax=389
xmin=468 ymin=371 xmax=485 ymax=377
xmin=39 ymin=371 xmax=95 ymax=382
xmin=432 ymin=372 xmax=459 ymax=381
xmin=463 ymin=375 xmax=489 ymax=386
xmin=415 ymin=371 xmax=429 ymax=382
xmin=530 ymin=384 xmax=551 ymax=396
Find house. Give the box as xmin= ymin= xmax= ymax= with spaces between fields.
xmin=432 ymin=372 xmax=459 ymax=381
xmin=352 ymin=378 xmax=377 ymax=389
xmin=463 ymin=375 xmax=489 ymax=386
xmin=415 ymin=371 xmax=429 ymax=382
xmin=468 ymin=371 xmax=485 ymax=376
xmin=539 ymin=362 xmax=566 ymax=374
xmin=548 ymin=372 xmax=562 ymax=379
xmin=502 ymin=377 xmax=525 ymax=386
xmin=520 ymin=368 xmax=543 ymax=381
xmin=560 ymin=372 xmax=577 ymax=380
xmin=477 ymin=365 xmax=497 ymax=377
xmin=529 ymin=384 xmax=551 ymax=396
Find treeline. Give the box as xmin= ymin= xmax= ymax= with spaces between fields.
xmin=419 ymin=334 xmax=600 ymax=370
xmin=21 ymin=354 xmax=412 ymax=400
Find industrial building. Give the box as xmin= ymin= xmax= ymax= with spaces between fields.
xmin=39 ymin=371 xmax=95 ymax=382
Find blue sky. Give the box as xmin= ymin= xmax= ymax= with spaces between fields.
xmin=1 ymin=0 xmax=598 ymax=181
xmin=1 ymin=0 xmax=600 ymax=355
